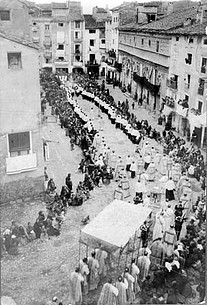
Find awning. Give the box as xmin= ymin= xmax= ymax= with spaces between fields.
xmin=188 ymin=112 xmax=207 ymax=128
xmin=162 ymin=105 xmax=174 ymax=116
xmin=80 ymin=199 xmax=151 ymax=253
xmin=176 ymin=104 xmax=188 ymax=117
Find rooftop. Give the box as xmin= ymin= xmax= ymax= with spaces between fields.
xmin=52 ymin=2 xmax=68 ymax=9
xmin=0 ymin=31 xmax=39 ymax=50
xmin=95 ymin=7 xmax=107 ymax=13
xmin=110 ymin=1 xmax=131 ymax=11
xmin=119 ymin=5 xmax=205 ymax=35
xmin=84 ymin=14 xmax=105 ymax=29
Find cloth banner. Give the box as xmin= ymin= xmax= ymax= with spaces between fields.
xmin=176 ymin=104 xmax=188 ymax=117
xmin=162 ymin=105 xmax=173 ymax=116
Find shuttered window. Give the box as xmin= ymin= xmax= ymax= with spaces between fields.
xmin=8 ymin=132 xmax=30 ymax=156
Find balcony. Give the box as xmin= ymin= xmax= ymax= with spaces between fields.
xmin=108 ymin=49 xmax=116 ymax=58
xmin=85 ymin=60 xmax=100 ymax=67
xmin=54 ymin=58 xmax=68 ymax=64
xmin=201 ymin=66 xmax=206 ymax=74
xmin=166 ymin=78 xmax=178 ymax=90
xmin=44 ymin=50 xmax=52 ymax=59
xmin=33 ymin=36 xmax=40 ymax=43
xmin=198 ymin=87 xmax=204 ymax=95
xmin=74 ymin=37 xmax=82 ymax=42
xmin=73 ymin=61 xmax=83 ymax=67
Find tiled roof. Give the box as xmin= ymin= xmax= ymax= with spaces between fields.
xmin=52 ymin=2 xmax=67 ymax=9
xmin=84 ymin=14 xmax=105 ymax=29
xmin=96 ymin=7 xmax=107 ymax=13
xmin=119 ymin=5 xmax=202 ymax=34
xmin=0 ymin=31 xmax=39 ymax=49
xmin=111 ymin=2 xmax=131 ymax=11
xmin=37 ymin=3 xmax=52 ymax=10
xmin=143 ymin=1 xmax=160 ymax=7
xmin=138 ymin=6 xmax=198 ymax=32
xmin=68 ymin=5 xmax=84 ymax=21
xmin=168 ymin=21 xmax=207 ymax=36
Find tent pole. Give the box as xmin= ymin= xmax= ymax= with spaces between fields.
xmin=86 ymin=245 xmax=89 ymax=258
xmin=78 ymin=230 xmax=81 ymax=267
xmin=116 ymin=248 xmax=122 ymax=279
xmin=131 ymin=230 xmax=137 ymax=261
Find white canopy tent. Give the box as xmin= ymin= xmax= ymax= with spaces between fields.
xmin=80 ymin=199 xmax=152 ymax=253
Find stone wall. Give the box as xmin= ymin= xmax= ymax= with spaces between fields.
xmin=0 ymin=176 xmax=44 ymax=204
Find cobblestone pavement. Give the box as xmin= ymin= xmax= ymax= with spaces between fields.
xmin=1 ymin=86 xmax=202 ymax=305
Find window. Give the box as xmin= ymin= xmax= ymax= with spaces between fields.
xmin=75 ymin=31 xmax=80 ymax=39
xmin=7 ymin=52 xmax=22 ymax=69
xmin=89 ymin=29 xmax=96 ymax=34
xmin=176 ymin=37 xmax=179 ymax=41
xmin=0 ymin=10 xmax=10 ymax=20
xmin=33 ymin=22 xmax=36 ymax=25
xmin=58 ymin=57 xmax=64 ymax=61
xmin=46 ymin=59 xmax=49 ymax=63
xmin=75 ymin=55 xmax=80 ymax=61
xmin=141 ymin=38 xmax=144 ymax=45
xmin=134 ymin=37 xmax=136 ymax=46
xmin=201 ymin=57 xmax=207 ymax=73
xmin=75 ymin=21 xmax=80 ymax=28
xmin=189 ymin=38 xmax=194 ymax=43
xmin=149 ymin=39 xmax=151 ymax=47
xmin=203 ymin=38 xmax=207 ymax=45
xmin=156 ymin=41 xmax=159 ymax=52
xmin=101 ymin=39 xmax=105 ymax=44
xmin=90 ymin=39 xmax=95 ymax=46
xmin=114 ymin=17 xmax=116 ymax=22
xmin=185 ymin=74 xmax=190 ymax=88
xmin=75 ymin=45 xmax=80 ymax=53
xmin=185 ymin=95 xmax=189 ymax=102
xmin=57 ymin=44 xmax=64 ymax=50
xmin=45 ymin=24 xmax=50 ymax=30
xmin=8 ymin=132 xmax=30 ymax=157
xmin=58 ymin=23 xmax=64 ymax=27
xmin=186 ymin=53 xmax=192 ymax=64
xmin=198 ymin=101 xmax=203 ymax=113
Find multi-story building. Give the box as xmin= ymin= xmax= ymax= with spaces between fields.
xmin=83 ymin=7 xmax=108 ymax=77
xmin=119 ymin=4 xmax=207 ymax=148
xmin=0 ymin=32 xmax=44 ymax=203
xmin=0 ymin=0 xmax=34 ymax=39
xmin=31 ymin=1 xmax=84 ymax=73
xmin=105 ymin=1 xmax=161 ymax=82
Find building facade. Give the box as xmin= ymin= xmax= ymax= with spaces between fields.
xmin=119 ymin=4 xmax=207 ymax=148
xmin=0 ymin=33 xmax=44 ymax=203
xmin=31 ymin=1 xmax=84 ymax=73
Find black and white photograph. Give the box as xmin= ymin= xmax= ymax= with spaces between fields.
xmin=0 ymin=0 xmax=206 ymax=304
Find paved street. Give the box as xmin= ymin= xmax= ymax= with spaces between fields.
xmin=1 ymin=87 xmax=203 ymax=305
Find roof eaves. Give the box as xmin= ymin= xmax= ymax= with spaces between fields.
xmin=0 ymin=31 xmax=39 ymax=50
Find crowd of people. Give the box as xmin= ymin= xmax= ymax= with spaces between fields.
xmin=2 ymin=70 xmax=205 ymax=305
xmin=66 ymin=72 xmax=206 ymax=304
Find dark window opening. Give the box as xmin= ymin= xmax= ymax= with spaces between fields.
xmin=8 ymin=132 xmax=30 ymax=157
xmin=57 ymin=44 xmax=64 ymax=50
xmin=0 ymin=10 xmax=10 ymax=20
xmin=156 ymin=41 xmax=159 ymax=52
xmin=7 ymin=52 xmax=22 ymax=69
